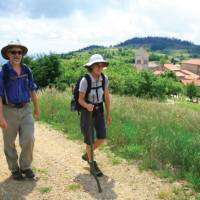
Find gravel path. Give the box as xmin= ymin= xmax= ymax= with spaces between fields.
xmin=0 ymin=122 xmax=190 ymax=200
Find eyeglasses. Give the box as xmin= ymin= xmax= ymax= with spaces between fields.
xmin=10 ymin=50 xmax=22 ymax=55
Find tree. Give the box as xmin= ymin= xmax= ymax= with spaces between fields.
xmin=186 ymin=82 xmax=198 ymax=102
xmin=137 ymin=70 xmax=156 ymax=98
xmin=31 ymin=54 xmax=62 ymax=88
xmin=161 ymin=70 xmax=178 ymax=81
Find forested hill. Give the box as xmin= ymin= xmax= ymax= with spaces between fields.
xmin=66 ymin=37 xmax=200 ymax=56
xmin=116 ymin=36 xmax=200 ymax=53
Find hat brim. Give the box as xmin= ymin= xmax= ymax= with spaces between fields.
xmin=1 ymin=44 xmax=28 ymax=60
xmin=84 ymin=61 xmax=109 ymax=68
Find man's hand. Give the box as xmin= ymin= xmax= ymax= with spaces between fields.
xmin=0 ymin=116 xmax=8 ymax=129
xmin=86 ymin=104 xmax=94 ymax=112
xmin=106 ymin=114 xmax=112 ymax=126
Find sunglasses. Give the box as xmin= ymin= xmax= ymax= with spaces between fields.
xmin=96 ymin=63 xmax=105 ymax=67
xmin=10 ymin=50 xmax=22 ymax=55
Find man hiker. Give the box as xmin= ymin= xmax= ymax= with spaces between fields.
xmin=78 ymin=54 xmax=111 ymax=176
xmin=0 ymin=40 xmax=39 ymax=180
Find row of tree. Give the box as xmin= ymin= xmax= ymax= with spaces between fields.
xmin=21 ymin=53 xmax=200 ymax=101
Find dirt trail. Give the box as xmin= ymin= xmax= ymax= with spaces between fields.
xmin=0 ymin=122 xmax=187 ymax=200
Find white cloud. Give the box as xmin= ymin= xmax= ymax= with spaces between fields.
xmin=0 ymin=0 xmax=200 ymax=54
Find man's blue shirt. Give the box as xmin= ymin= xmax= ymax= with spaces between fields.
xmin=0 ymin=62 xmax=37 ymax=104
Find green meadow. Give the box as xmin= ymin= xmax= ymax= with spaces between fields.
xmin=38 ymin=88 xmax=200 ymax=191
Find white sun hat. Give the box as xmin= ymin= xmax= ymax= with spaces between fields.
xmin=1 ymin=40 xmax=28 ymax=60
xmin=84 ymin=54 xmax=109 ymax=67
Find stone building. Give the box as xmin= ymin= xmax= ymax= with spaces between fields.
xmin=135 ymin=47 xmax=149 ymax=69
xmin=135 ymin=47 xmax=160 ymax=70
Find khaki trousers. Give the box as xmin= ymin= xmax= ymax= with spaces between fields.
xmin=2 ymin=104 xmax=34 ymax=172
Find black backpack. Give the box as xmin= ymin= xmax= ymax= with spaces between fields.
xmin=71 ymin=73 xmax=105 ymax=112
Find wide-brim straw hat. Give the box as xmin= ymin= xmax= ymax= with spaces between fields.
xmin=84 ymin=54 xmax=109 ymax=68
xmin=1 ymin=40 xmax=28 ymax=60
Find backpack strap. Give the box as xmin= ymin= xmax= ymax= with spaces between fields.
xmin=21 ymin=64 xmax=32 ymax=80
xmin=2 ymin=64 xmax=9 ymax=82
xmin=84 ymin=74 xmax=91 ymax=102
xmin=84 ymin=73 xmax=106 ymax=103
xmin=2 ymin=64 xmax=9 ymax=104
xmin=101 ymin=73 xmax=106 ymax=91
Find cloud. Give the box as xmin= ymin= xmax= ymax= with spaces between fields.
xmin=0 ymin=0 xmax=200 ymax=54
xmin=0 ymin=0 xmax=110 ymax=18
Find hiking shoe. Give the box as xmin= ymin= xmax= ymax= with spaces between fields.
xmin=21 ymin=168 xmax=35 ymax=178
xmin=12 ymin=170 xmax=23 ymax=180
xmin=82 ymin=153 xmax=89 ymax=162
xmin=90 ymin=161 xmax=103 ymax=177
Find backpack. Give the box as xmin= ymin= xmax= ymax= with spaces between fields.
xmin=71 ymin=73 xmax=106 ymax=112
xmin=1 ymin=63 xmax=32 ymax=104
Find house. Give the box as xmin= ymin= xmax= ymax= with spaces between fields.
xmin=153 ymin=63 xmax=200 ymax=87
xmin=134 ymin=48 xmax=200 ymax=87
xmin=181 ymin=59 xmax=200 ymax=75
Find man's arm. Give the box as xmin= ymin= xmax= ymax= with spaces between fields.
xmin=30 ymin=91 xmax=39 ymax=121
xmin=0 ymin=97 xmax=8 ymax=129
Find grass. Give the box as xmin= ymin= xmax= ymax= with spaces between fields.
xmin=158 ymin=186 xmax=194 ymax=200
xmin=177 ymin=100 xmax=200 ymax=112
xmin=37 ymin=168 xmax=48 ymax=175
xmin=158 ymin=189 xmax=172 ymax=200
xmin=32 ymin=166 xmax=48 ymax=175
xmin=67 ymin=183 xmax=81 ymax=191
xmin=37 ymin=88 xmax=200 ymax=192
xmin=38 ymin=186 xmax=52 ymax=194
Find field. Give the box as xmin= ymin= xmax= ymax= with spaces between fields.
xmin=38 ymin=88 xmax=200 ymax=191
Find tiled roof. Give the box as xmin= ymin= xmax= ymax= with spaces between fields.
xmin=182 ymin=59 xmax=200 ymax=65
xmin=175 ymin=71 xmax=185 ymax=77
xmin=181 ymin=79 xmax=200 ymax=86
xmin=164 ymin=64 xmax=180 ymax=71
xmin=153 ymin=70 xmax=163 ymax=75
xmin=155 ymin=63 xmax=200 ymax=86
xmin=180 ymin=70 xmax=199 ymax=79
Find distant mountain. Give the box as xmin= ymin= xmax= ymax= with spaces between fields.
xmin=77 ymin=45 xmax=105 ymax=52
xmin=60 ymin=36 xmax=200 ymax=57
xmin=117 ymin=37 xmax=193 ymax=49
xmin=116 ymin=37 xmax=200 ymax=54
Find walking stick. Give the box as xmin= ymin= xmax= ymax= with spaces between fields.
xmin=88 ymin=97 xmax=102 ymax=193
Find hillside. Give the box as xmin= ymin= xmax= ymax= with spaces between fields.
xmin=116 ymin=36 xmax=200 ymax=55
xmin=65 ymin=36 xmax=200 ymax=57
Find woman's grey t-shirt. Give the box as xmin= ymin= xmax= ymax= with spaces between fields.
xmin=79 ymin=73 xmax=108 ymax=104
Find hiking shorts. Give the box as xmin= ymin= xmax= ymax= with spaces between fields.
xmin=80 ymin=108 xmax=106 ymax=145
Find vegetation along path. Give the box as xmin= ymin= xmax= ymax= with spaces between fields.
xmin=0 ymin=122 xmax=195 ymax=200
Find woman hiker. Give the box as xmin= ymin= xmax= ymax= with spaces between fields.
xmin=78 ymin=54 xmax=111 ymax=176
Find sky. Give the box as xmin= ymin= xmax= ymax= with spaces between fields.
xmin=0 ymin=0 xmax=200 ymax=54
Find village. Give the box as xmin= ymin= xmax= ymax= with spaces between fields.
xmin=135 ymin=47 xmax=200 ymax=87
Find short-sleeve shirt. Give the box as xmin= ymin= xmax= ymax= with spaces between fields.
xmin=0 ymin=62 xmax=37 ymax=104
xmin=79 ymin=73 xmax=108 ymax=104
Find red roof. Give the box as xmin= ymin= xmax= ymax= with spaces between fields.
xmin=180 ymin=70 xmax=199 ymax=79
xmin=164 ymin=64 xmax=180 ymax=71
xmin=156 ymin=63 xmax=200 ymax=87
xmin=182 ymin=59 xmax=200 ymax=65
xmin=153 ymin=70 xmax=163 ymax=75
xmin=181 ymin=79 xmax=200 ymax=86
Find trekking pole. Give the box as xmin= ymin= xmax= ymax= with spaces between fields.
xmin=88 ymin=96 xmax=102 ymax=193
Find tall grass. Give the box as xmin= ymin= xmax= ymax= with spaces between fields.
xmin=38 ymin=88 xmax=200 ymax=191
